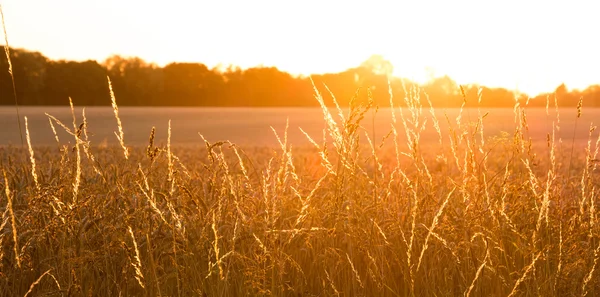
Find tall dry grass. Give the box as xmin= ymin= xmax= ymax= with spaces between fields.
xmin=0 ymin=78 xmax=598 ymax=297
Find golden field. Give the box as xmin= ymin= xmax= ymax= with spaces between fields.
xmin=1 ymin=85 xmax=599 ymax=297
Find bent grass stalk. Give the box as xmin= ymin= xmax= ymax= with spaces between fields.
xmin=416 ymin=186 xmax=456 ymax=273
xmin=23 ymin=269 xmax=52 ymax=297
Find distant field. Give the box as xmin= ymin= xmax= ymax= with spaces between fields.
xmin=0 ymin=106 xmax=597 ymax=148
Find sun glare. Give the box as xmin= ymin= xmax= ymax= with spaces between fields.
xmin=1 ymin=0 xmax=599 ymax=96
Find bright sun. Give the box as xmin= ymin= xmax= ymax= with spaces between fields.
xmin=2 ymin=0 xmax=599 ymax=96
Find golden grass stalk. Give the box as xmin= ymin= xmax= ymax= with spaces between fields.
xmin=167 ymin=120 xmax=175 ymax=196
xmin=0 ymin=208 xmax=9 ymax=268
xmin=388 ymin=81 xmax=402 ymax=167
xmin=0 ymin=5 xmax=24 ymax=147
xmin=166 ymin=199 xmax=182 ymax=231
xmin=266 ymin=227 xmax=330 ymax=234
xmin=554 ymin=222 xmax=563 ymax=292
xmin=210 ymin=211 xmax=230 ymax=280
xmin=294 ymin=172 xmax=328 ymax=228
xmin=45 ymin=114 xmax=75 ymax=136
xmin=202 ymin=139 xmax=248 ymax=223
xmin=262 ymin=157 xmax=274 ymax=227
xmin=582 ymin=242 xmax=600 ymax=296
xmin=590 ymin=187 xmax=596 ymax=239
xmin=309 ymin=78 xmax=344 ymax=156
xmin=325 ymin=269 xmax=340 ymax=296
xmin=68 ymin=98 xmax=82 ymax=204
xmin=3 ymin=170 xmax=20 ymax=268
xmin=146 ymin=126 xmax=159 ymax=162
xmin=371 ymin=219 xmax=390 ymax=246
xmin=299 ymin=127 xmax=336 ymax=175
xmin=127 ymin=226 xmax=145 ymax=289
xmin=211 ymin=212 xmax=220 ymax=276
xmin=365 ymin=131 xmax=383 ymax=183
xmin=231 ymin=144 xmax=250 ymax=181
xmin=136 ymin=183 xmax=167 ymax=224
xmin=170 ymin=154 xmax=191 ymax=179
xmin=24 ymin=117 xmax=40 ymax=192
xmin=416 ymin=187 xmax=456 ymax=273
xmin=108 ymin=76 xmax=129 ymax=159
xmin=522 ymin=158 xmax=540 ymax=200
xmin=145 ymin=233 xmax=162 ymax=297
xmin=271 ymin=119 xmax=292 ymax=188
xmin=48 ymin=117 xmax=60 ymax=147
xmin=346 ymin=253 xmax=364 ymax=289
xmin=580 ymin=124 xmax=596 ymax=222
xmin=366 ymin=250 xmax=382 ymax=288
xmin=507 ymin=252 xmax=542 ymax=297
xmin=325 ymin=84 xmax=346 ymax=124
xmin=80 ymin=108 xmax=102 ymax=176
xmin=253 ymin=233 xmax=268 ymax=254
xmin=407 ymin=186 xmax=419 ymax=293
xmin=540 ymin=169 xmax=554 ymax=230
xmin=444 ymin=112 xmax=462 ymax=169
xmin=465 ymin=257 xmax=487 ymax=297
xmin=23 ymin=269 xmax=52 ymax=297
xmin=425 ymin=92 xmax=443 ymax=145
xmin=137 ymin=165 xmax=168 ymax=225
xmin=424 ymin=227 xmax=461 ymax=264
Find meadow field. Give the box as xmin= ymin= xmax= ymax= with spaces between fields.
xmin=1 ymin=86 xmax=600 ymax=296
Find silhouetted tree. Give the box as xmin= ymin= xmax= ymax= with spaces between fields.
xmin=162 ymin=62 xmax=224 ymax=106
xmin=0 ymin=47 xmax=48 ymax=105
xmin=1 ymin=47 xmax=600 ymax=108
xmin=104 ymin=55 xmax=163 ymax=105
xmin=43 ymin=60 xmax=108 ymax=105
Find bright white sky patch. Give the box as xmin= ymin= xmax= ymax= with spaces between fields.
xmin=1 ymin=0 xmax=598 ymax=96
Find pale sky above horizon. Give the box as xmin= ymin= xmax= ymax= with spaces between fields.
xmin=1 ymin=0 xmax=599 ymax=96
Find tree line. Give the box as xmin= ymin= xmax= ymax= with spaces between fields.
xmin=2 ymin=46 xmax=599 ymax=108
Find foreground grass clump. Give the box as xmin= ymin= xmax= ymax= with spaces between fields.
xmin=0 ymin=86 xmax=599 ymax=297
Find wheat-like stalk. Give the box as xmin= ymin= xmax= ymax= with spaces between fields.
xmin=407 ymin=186 xmax=419 ymax=293
xmin=325 ymin=269 xmax=340 ymax=296
xmin=23 ymin=269 xmax=52 ymax=297
xmin=210 ymin=212 xmax=221 ymax=279
xmin=24 ymin=117 xmax=40 ymax=193
xmin=299 ymin=127 xmax=336 ymax=175
xmin=294 ymin=172 xmax=328 ymax=228
xmin=416 ymin=186 xmax=456 ymax=272
xmin=346 ymin=253 xmax=364 ymax=289
xmin=48 ymin=117 xmax=60 ymax=147
xmin=69 ymin=98 xmax=81 ymax=202
xmin=371 ymin=219 xmax=390 ymax=246
xmin=507 ymin=252 xmax=542 ymax=297
xmin=128 ymin=226 xmax=145 ymax=289
xmin=582 ymin=242 xmax=600 ymax=296
xmin=108 ymin=76 xmax=129 ymax=159
xmin=80 ymin=108 xmax=102 ymax=176
xmin=465 ymin=256 xmax=487 ymax=297
xmin=3 ymin=170 xmax=20 ymax=268
xmin=167 ymin=120 xmax=175 ymax=196
xmin=0 ymin=208 xmax=9 ymax=269
xmin=231 ymin=144 xmax=250 ymax=182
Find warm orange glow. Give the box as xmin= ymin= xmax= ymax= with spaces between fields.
xmin=1 ymin=0 xmax=599 ymax=96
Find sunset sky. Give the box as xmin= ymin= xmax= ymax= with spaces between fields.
xmin=1 ymin=0 xmax=598 ymax=96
